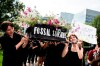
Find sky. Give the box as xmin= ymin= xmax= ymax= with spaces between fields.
xmin=19 ymin=0 xmax=100 ymax=16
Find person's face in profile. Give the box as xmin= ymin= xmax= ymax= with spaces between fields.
xmin=6 ymin=26 xmax=14 ymax=36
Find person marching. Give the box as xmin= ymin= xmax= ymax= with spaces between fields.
xmin=0 ymin=21 xmax=28 ymax=66
xmin=62 ymin=34 xmax=83 ymax=66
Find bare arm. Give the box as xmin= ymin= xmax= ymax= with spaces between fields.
xmin=22 ymin=35 xmax=29 ymax=48
xmin=39 ymin=41 xmax=45 ymax=47
xmin=16 ymin=40 xmax=23 ymax=50
xmin=16 ymin=37 xmax=27 ymax=50
xmin=76 ymin=45 xmax=83 ymax=59
xmin=39 ymin=41 xmax=48 ymax=49
xmin=91 ymin=56 xmax=100 ymax=64
xmin=62 ymin=43 xmax=69 ymax=58
xmin=32 ymin=46 xmax=38 ymax=49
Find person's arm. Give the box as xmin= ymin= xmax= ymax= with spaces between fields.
xmin=16 ymin=37 xmax=26 ymax=50
xmin=22 ymin=41 xmax=28 ymax=48
xmin=76 ymin=45 xmax=84 ymax=59
xmin=32 ymin=46 xmax=38 ymax=49
xmin=22 ymin=35 xmax=29 ymax=48
xmin=39 ymin=41 xmax=49 ymax=49
xmin=62 ymin=43 xmax=69 ymax=58
xmin=90 ymin=55 xmax=100 ymax=64
xmin=16 ymin=41 xmax=23 ymax=50
xmin=87 ymin=50 xmax=93 ymax=64
xmin=87 ymin=59 xmax=91 ymax=64
xmin=39 ymin=41 xmax=45 ymax=47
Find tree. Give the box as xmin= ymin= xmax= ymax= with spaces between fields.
xmin=91 ymin=15 xmax=100 ymax=43
xmin=17 ymin=7 xmax=43 ymax=26
xmin=13 ymin=23 xmax=20 ymax=31
xmin=0 ymin=0 xmax=25 ymax=23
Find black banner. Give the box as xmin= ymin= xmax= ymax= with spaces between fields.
xmin=26 ymin=24 xmax=67 ymax=41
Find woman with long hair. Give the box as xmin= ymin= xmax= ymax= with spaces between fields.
xmin=62 ymin=34 xmax=83 ymax=66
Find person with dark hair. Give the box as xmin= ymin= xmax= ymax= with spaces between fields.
xmin=0 ymin=21 xmax=28 ymax=66
xmin=62 ymin=34 xmax=83 ymax=66
xmin=87 ymin=44 xmax=100 ymax=66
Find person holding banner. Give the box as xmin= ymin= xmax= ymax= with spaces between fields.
xmin=0 ymin=21 xmax=29 ymax=66
xmin=62 ymin=34 xmax=83 ymax=66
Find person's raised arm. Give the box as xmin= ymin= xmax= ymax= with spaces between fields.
xmin=16 ymin=37 xmax=26 ymax=50
xmin=22 ymin=35 xmax=29 ymax=48
xmin=62 ymin=43 xmax=69 ymax=58
xmin=76 ymin=45 xmax=84 ymax=59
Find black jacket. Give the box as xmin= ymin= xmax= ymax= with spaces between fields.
xmin=0 ymin=32 xmax=23 ymax=66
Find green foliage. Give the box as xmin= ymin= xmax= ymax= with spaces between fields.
xmin=0 ymin=50 xmax=3 ymax=66
xmin=91 ymin=15 xmax=100 ymax=43
xmin=27 ymin=16 xmax=42 ymax=27
xmin=85 ymin=22 xmax=92 ymax=26
xmin=13 ymin=23 xmax=20 ymax=31
xmin=0 ymin=0 xmax=25 ymax=23
xmin=92 ymin=15 xmax=100 ymax=33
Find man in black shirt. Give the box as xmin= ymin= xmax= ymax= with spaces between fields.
xmin=0 ymin=21 xmax=28 ymax=66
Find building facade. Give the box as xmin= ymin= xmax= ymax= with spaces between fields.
xmin=60 ymin=12 xmax=74 ymax=23
xmin=72 ymin=9 xmax=100 ymax=23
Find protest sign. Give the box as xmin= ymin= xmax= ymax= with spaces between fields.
xmin=68 ymin=23 xmax=97 ymax=44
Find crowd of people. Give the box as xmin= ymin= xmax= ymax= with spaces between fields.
xmin=0 ymin=21 xmax=100 ymax=66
